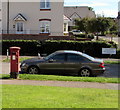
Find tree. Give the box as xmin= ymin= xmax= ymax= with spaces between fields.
xmin=75 ymin=18 xmax=90 ymax=37
xmin=109 ymin=18 xmax=117 ymax=34
xmin=75 ymin=17 xmax=115 ymax=40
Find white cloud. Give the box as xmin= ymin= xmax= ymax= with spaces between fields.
xmin=65 ymin=0 xmax=118 ymax=3
xmin=80 ymin=2 xmax=109 ymax=7
xmin=96 ymin=9 xmax=117 ymax=17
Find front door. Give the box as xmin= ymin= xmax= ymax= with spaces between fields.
xmin=64 ymin=53 xmax=82 ymax=74
xmin=16 ymin=22 xmax=24 ymax=34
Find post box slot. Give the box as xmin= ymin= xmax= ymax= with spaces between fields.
xmin=12 ymin=52 xmax=16 ymax=55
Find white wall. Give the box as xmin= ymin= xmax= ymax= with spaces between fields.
xmin=2 ymin=1 xmax=64 ymax=36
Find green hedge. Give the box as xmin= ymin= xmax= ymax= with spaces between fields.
xmin=40 ymin=40 xmax=113 ymax=58
xmin=1 ymin=40 xmax=119 ymax=58
xmin=1 ymin=40 xmax=40 ymax=56
xmin=74 ymin=34 xmax=94 ymax=39
xmin=74 ymin=34 xmax=86 ymax=38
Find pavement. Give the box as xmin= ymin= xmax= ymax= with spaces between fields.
xmin=1 ymin=79 xmax=119 ymax=90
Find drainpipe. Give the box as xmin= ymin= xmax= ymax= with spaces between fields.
xmin=7 ymin=0 xmax=9 ymax=34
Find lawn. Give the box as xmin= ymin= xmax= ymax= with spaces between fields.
xmin=2 ymin=57 xmax=32 ymax=62
xmin=104 ymin=60 xmax=120 ymax=64
xmin=2 ymin=85 xmax=118 ymax=108
xmin=1 ymin=74 xmax=119 ymax=83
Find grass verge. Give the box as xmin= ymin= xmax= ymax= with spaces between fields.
xmin=104 ymin=60 xmax=120 ymax=64
xmin=1 ymin=74 xmax=119 ymax=83
xmin=2 ymin=57 xmax=32 ymax=62
xmin=2 ymin=84 xmax=118 ymax=108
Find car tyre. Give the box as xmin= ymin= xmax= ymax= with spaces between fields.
xmin=27 ymin=66 xmax=40 ymax=74
xmin=79 ymin=68 xmax=92 ymax=77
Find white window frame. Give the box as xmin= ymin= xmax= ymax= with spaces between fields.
xmin=16 ymin=21 xmax=24 ymax=34
xmin=40 ymin=0 xmax=50 ymax=9
xmin=64 ymin=23 xmax=67 ymax=32
xmin=40 ymin=20 xmax=50 ymax=33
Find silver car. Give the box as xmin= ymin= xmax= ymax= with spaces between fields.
xmin=20 ymin=50 xmax=105 ymax=77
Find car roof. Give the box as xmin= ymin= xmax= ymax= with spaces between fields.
xmin=55 ymin=50 xmax=83 ymax=55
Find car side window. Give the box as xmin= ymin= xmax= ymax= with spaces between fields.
xmin=50 ymin=54 xmax=65 ymax=62
xmin=67 ymin=53 xmax=87 ymax=62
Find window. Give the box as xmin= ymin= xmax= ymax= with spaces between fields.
xmin=67 ymin=54 xmax=87 ymax=62
xmin=51 ymin=54 xmax=65 ymax=62
xmin=40 ymin=0 xmax=50 ymax=9
xmin=40 ymin=20 xmax=50 ymax=33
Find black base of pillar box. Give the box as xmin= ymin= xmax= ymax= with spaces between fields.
xmin=10 ymin=72 xmax=19 ymax=79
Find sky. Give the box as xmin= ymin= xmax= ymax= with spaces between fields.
xmin=64 ymin=0 xmax=119 ymax=18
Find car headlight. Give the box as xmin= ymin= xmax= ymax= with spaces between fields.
xmin=21 ymin=63 xmax=26 ymax=67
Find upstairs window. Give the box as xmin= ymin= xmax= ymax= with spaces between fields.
xmin=40 ymin=0 xmax=50 ymax=9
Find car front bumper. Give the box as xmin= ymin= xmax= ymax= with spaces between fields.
xmin=20 ymin=64 xmax=29 ymax=73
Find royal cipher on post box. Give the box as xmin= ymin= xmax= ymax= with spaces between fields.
xmin=10 ymin=47 xmax=20 ymax=79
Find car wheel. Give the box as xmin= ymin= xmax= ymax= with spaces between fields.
xmin=27 ymin=66 xmax=40 ymax=74
xmin=79 ymin=68 xmax=91 ymax=77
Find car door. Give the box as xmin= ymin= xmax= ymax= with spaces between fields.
xmin=40 ymin=53 xmax=66 ymax=73
xmin=64 ymin=53 xmax=83 ymax=74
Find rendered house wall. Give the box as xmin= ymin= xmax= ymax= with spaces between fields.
xmin=2 ymin=1 xmax=64 ymax=36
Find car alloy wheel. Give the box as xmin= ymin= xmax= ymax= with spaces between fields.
xmin=28 ymin=66 xmax=39 ymax=74
xmin=80 ymin=68 xmax=91 ymax=77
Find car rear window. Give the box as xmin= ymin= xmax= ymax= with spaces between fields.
xmin=82 ymin=53 xmax=94 ymax=61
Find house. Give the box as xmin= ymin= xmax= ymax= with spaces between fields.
xmin=64 ymin=6 xmax=96 ymax=31
xmin=0 ymin=0 xmax=1 ymax=34
xmin=1 ymin=1 xmax=97 ymax=40
xmin=118 ymin=1 xmax=120 ymax=36
xmin=1 ymin=0 xmax=68 ymax=40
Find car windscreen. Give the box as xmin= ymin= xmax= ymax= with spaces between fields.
xmin=43 ymin=53 xmax=55 ymax=60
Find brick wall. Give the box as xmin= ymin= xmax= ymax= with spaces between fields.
xmin=1 ymin=34 xmax=91 ymax=41
xmin=2 ymin=34 xmax=70 ymax=40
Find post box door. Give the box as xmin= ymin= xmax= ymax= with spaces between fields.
xmin=11 ymin=51 xmax=19 ymax=72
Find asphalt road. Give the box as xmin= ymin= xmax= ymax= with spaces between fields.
xmin=1 ymin=62 xmax=119 ymax=78
xmin=99 ymin=64 xmax=119 ymax=78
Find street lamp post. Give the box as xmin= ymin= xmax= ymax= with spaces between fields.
xmin=7 ymin=0 xmax=9 ymax=34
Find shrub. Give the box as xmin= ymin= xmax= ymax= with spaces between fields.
xmin=74 ymin=34 xmax=86 ymax=38
xmin=1 ymin=40 xmax=40 ymax=56
xmin=40 ymin=40 xmax=113 ymax=58
xmin=1 ymin=40 xmax=118 ymax=58
xmin=87 ymin=34 xmax=94 ymax=39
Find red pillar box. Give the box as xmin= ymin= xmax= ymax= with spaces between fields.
xmin=10 ymin=47 xmax=21 ymax=79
